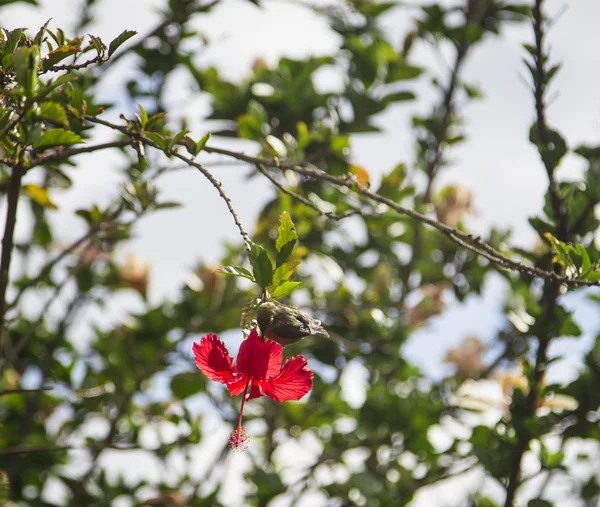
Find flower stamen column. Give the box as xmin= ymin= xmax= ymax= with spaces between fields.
xmin=229 ymin=376 xmax=251 ymax=451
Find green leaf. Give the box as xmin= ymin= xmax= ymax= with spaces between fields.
xmin=583 ymin=271 xmax=600 ymax=282
xmin=559 ymin=317 xmax=582 ymax=337
xmin=215 ymin=266 xmax=255 ymax=282
xmin=463 ymin=82 xmax=484 ymax=99
xmin=271 ymin=281 xmax=301 ymax=299
xmin=360 ymin=2 xmax=396 ymax=17
xmin=47 ymin=167 xmax=73 ymax=189
xmin=138 ymin=104 xmax=148 ymax=126
xmin=249 ymin=242 xmax=273 ymax=288
xmin=544 ymin=233 xmax=572 ymax=270
xmin=195 ymin=133 xmax=210 ymax=155
xmin=385 ymin=59 xmax=423 ymax=83
xmin=107 ymin=30 xmax=137 ymax=58
xmin=170 ymin=372 xmax=204 ymax=399
xmin=272 ymin=261 xmax=300 ymax=286
xmin=155 ymin=201 xmax=183 ymax=210
xmin=5 ymin=28 xmax=24 ymax=55
xmin=41 ymin=45 xmax=81 ymax=71
xmin=529 ymin=217 xmax=554 ymax=236
xmin=32 ymin=129 xmax=83 ymax=149
xmin=381 ymin=91 xmax=415 ymax=107
xmin=36 ymin=73 xmax=78 ymax=100
xmin=275 ymin=212 xmax=298 ymax=266
xmin=145 ymin=132 xmax=169 ymax=154
xmin=88 ymin=35 xmax=106 ymax=56
xmin=170 ymin=129 xmax=191 ymax=150
xmin=529 ymin=125 xmax=567 ymax=168
xmin=276 ymin=212 xmax=298 ymax=251
xmin=13 ymin=45 xmax=40 ymax=98
xmin=544 ymin=450 xmax=565 ymax=468
xmin=181 ymin=136 xmax=197 ymax=156
xmin=546 ymin=63 xmax=561 ymax=83
xmin=145 ymin=112 xmax=167 ymax=132
xmin=378 ymin=163 xmax=406 ymax=199
xmin=574 ymin=144 xmax=600 ymax=161
xmin=38 ymin=102 xmax=68 ymax=126
xmin=574 ymin=243 xmax=591 ymax=275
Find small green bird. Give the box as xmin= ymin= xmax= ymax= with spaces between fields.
xmin=256 ymin=301 xmax=329 ymax=346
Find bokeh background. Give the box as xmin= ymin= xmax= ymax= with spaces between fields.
xmin=2 ymin=1 xmax=600 ymax=506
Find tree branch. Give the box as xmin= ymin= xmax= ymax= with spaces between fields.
xmin=255 ymin=163 xmax=362 ymax=220
xmin=504 ymin=3 xmax=568 ymax=504
xmin=423 ymin=38 xmax=470 ymax=202
xmin=0 ymin=163 xmax=24 ymax=348
xmin=85 ymin=115 xmax=251 ymax=249
xmin=0 ymin=387 xmax=53 ymax=397
xmin=82 ymin=115 xmax=600 ymax=287
xmin=531 ymin=0 xmax=568 ymax=241
xmin=29 ymin=140 xmax=131 ymax=167
xmin=504 ymin=281 xmax=559 ymax=507
xmin=6 ymin=205 xmax=125 ymax=313
xmin=4 ymin=275 xmax=71 ymax=370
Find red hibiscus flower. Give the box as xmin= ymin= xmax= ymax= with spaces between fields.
xmin=192 ymin=328 xmax=313 ymax=451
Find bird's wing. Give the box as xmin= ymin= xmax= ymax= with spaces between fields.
xmin=268 ymin=309 xmax=312 ymax=340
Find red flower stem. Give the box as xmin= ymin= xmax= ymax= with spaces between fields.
xmin=237 ymin=376 xmax=251 ymax=429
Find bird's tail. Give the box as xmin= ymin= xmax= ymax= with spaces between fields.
xmin=311 ymin=321 xmax=330 ymax=339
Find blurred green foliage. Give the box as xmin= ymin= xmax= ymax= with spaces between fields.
xmin=1 ymin=1 xmax=600 ymax=506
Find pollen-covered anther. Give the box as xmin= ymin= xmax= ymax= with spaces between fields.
xmin=228 ymin=427 xmax=249 ymax=452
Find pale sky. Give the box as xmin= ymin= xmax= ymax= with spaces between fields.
xmin=3 ymin=0 xmax=600 ymax=505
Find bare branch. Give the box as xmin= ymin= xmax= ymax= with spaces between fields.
xmin=6 ymin=205 xmax=124 ymax=313
xmin=45 ymin=55 xmax=103 ymax=73
xmin=0 ymin=387 xmax=53 ymax=397
xmin=505 ymin=4 xmax=567 ymax=505
xmin=255 ymin=163 xmax=362 ymax=220
xmin=29 ymin=140 xmax=130 ymax=167
xmin=5 ymin=276 xmax=71 ymax=368
xmin=81 ymin=114 xmax=600 ymax=287
xmin=85 ymin=115 xmax=251 ymax=250
xmin=530 ymin=0 xmax=568 ymax=241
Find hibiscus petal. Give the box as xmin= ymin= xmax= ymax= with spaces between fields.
xmin=227 ymin=373 xmax=249 ymax=397
xmin=193 ymin=334 xmax=236 ymax=384
xmin=237 ymin=328 xmax=283 ymax=380
xmin=259 ymin=355 xmax=313 ymax=402
xmin=246 ymin=383 xmax=263 ymax=400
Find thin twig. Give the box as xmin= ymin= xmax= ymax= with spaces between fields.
xmin=255 ymin=163 xmax=361 ymax=220
xmin=79 ymin=395 xmax=132 ymax=485
xmin=29 ymin=140 xmax=130 ymax=167
xmin=0 ymin=101 xmax=30 ymax=139
xmin=82 ymin=115 xmax=600 ymax=286
xmin=0 ymin=441 xmax=150 ymax=457
xmin=6 ymin=205 xmax=124 ymax=313
xmin=0 ymin=387 xmax=53 ymax=397
xmin=402 ymin=30 xmax=471 ymax=303
xmin=7 ymin=275 xmax=71 ymax=365
xmin=504 ymin=281 xmax=557 ymax=507
xmin=46 ymin=55 xmax=103 ymax=73
xmin=423 ymin=38 xmax=470 ymax=202
xmin=0 ymin=444 xmax=73 ymax=457
xmin=85 ymin=115 xmax=251 ymax=249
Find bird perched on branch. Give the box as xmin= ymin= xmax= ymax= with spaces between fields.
xmin=256 ymin=301 xmax=329 ymax=346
